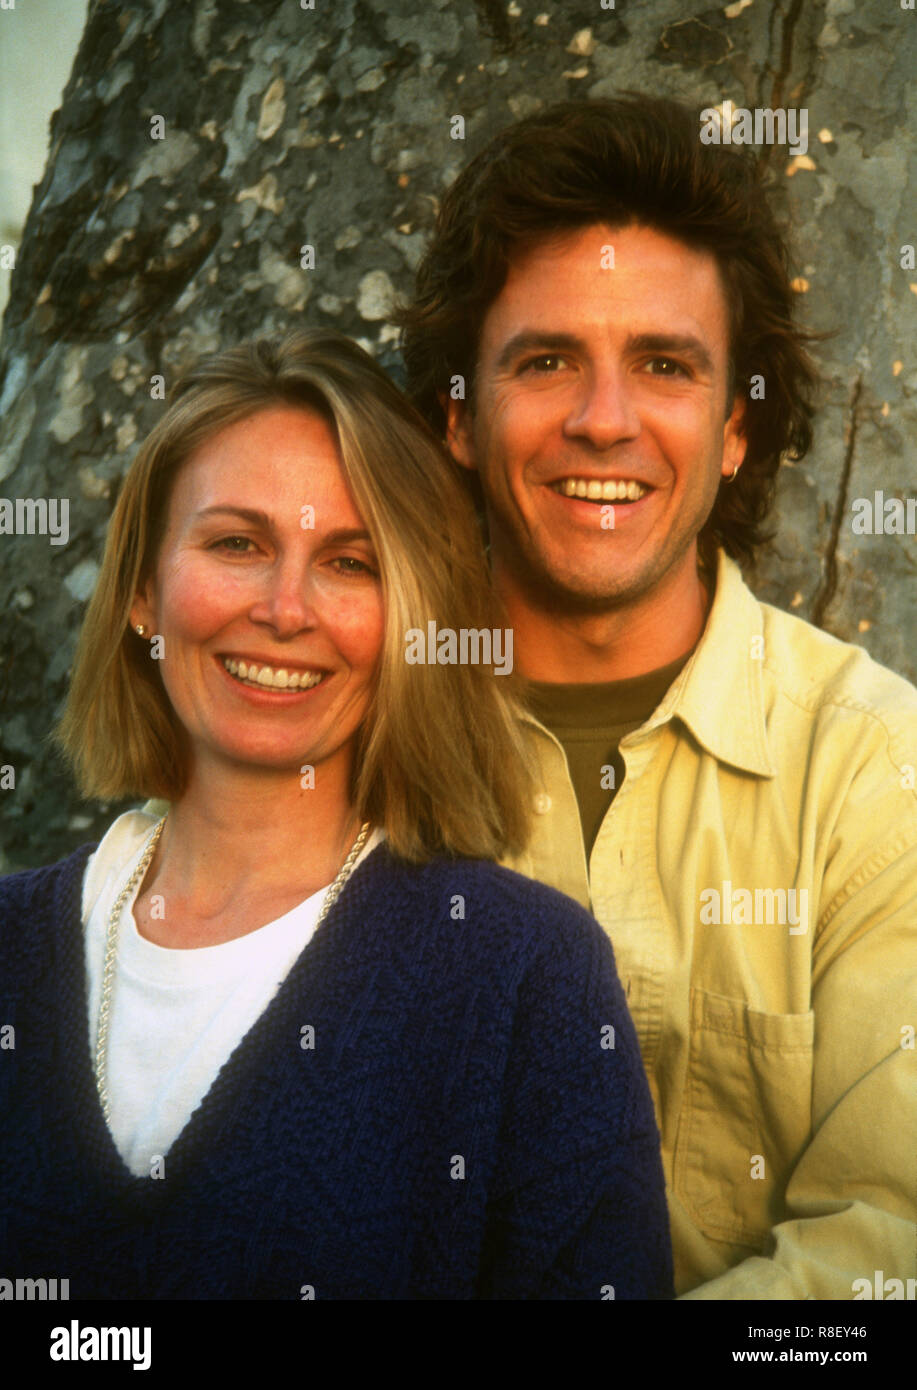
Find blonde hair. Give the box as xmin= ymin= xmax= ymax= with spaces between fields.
xmin=56 ymin=330 xmax=533 ymax=862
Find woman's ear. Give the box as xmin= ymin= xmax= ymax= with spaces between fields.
xmin=129 ymin=577 xmax=156 ymax=636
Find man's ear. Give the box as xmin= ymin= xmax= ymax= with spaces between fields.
xmin=443 ymin=393 xmax=478 ymax=472
xmin=721 ymin=393 xmax=748 ymax=480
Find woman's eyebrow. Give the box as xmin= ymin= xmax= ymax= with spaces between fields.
xmin=195 ymin=505 xmax=272 ymax=526
xmin=194 ymin=508 xmax=373 ymax=546
xmin=321 ymin=527 xmax=374 ymax=545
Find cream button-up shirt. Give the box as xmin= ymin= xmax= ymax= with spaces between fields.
xmin=503 ymin=549 xmax=917 ymax=1299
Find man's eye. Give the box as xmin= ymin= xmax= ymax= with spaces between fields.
xmin=521 ymin=355 xmax=570 ymax=374
xmin=645 ymin=357 xmax=688 ymax=377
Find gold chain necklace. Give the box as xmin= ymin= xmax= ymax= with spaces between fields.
xmin=94 ymin=815 xmax=372 ymax=1122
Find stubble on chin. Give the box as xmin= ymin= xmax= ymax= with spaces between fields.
xmin=495 ymin=533 xmax=657 ymax=617
xmin=497 ymin=509 xmax=710 ymax=621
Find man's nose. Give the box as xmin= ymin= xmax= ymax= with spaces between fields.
xmin=563 ymin=363 xmax=641 ymax=448
xmin=249 ymin=558 xmax=319 ymax=636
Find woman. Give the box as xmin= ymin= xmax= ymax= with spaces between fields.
xmin=0 ymin=331 xmax=672 ymax=1299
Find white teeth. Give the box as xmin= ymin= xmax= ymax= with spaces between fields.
xmin=555 ymin=477 xmax=648 ymax=502
xmin=222 ymin=658 xmax=324 ymax=690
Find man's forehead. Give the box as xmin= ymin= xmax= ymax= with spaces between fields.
xmin=484 ymin=222 xmax=731 ymax=347
xmin=500 ymin=219 xmax=722 ymax=277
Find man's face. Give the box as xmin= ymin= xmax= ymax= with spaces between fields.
xmin=446 ymin=223 xmax=746 ymax=614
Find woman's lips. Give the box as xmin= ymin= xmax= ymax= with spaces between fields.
xmin=218 ymin=655 xmax=328 ymax=692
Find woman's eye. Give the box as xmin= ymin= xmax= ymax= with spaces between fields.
xmin=211 ymin=535 xmax=257 ymax=553
xmin=332 ymin=555 xmax=377 ymax=576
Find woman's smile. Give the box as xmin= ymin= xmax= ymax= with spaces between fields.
xmin=218 ymin=654 xmax=328 ymax=692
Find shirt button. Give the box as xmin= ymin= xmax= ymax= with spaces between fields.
xmin=533 ymin=793 xmax=552 ymax=814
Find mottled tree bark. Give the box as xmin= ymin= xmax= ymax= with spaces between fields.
xmin=1 ymin=0 xmax=914 ymax=868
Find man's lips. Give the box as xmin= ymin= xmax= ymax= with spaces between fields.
xmin=542 ymin=477 xmax=657 ymax=525
xmin=546 ymin=474 xmax=653 ymax=502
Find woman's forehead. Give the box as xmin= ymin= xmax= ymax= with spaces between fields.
xmin=153 ymin=408 xmax=370 ymax=546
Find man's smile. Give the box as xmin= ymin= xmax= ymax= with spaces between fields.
xmin=548 ymin=476 xmax=651 ymax=502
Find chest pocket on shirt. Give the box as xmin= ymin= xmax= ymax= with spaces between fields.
xmin=674 ymin=988 xmax=814 ymax=1248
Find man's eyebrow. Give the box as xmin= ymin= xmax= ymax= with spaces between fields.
xmin=626 ymin=333 xmax=715 ymax=374
xmin=494 ymin=329 xmax=716 ymax=375
xmin=494 ymin=332 xmax=586 ymax=371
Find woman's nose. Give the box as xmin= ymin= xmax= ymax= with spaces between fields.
xmin=248 ymin=560 xmax=319 ymax=636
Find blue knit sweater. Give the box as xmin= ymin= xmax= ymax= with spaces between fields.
xmin=0 ymin=841 xmax=672 ymax=1300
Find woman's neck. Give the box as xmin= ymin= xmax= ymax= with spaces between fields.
xmin=135 ymin=760 xmax=365 ymax=946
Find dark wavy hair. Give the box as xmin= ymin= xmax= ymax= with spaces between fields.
xmin=395 ymin=95 xmax=821 ymax=570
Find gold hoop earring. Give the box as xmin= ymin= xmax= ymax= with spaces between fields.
xmin=724 ymin=464 xmax=740 ymax=484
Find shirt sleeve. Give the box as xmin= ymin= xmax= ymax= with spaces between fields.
xmin=476 ymin=896 xmax=674 ymax=1300
xmin=682 ymin=823 xmax=917 ymax=1300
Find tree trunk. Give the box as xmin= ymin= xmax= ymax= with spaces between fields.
xmin=1 ymin=0 xmax=914 ymax=868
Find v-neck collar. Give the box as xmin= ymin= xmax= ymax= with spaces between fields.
xmin=53 ymin=839 xmax=387 ymax=1193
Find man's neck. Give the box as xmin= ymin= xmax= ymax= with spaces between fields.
xmin=498 ymin=553 xmax=713 ymax=683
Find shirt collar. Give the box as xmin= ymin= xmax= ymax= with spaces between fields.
xmin=520 ymin=549 xmax=776 ymax=779
xmin=641 ymin=549 xmax=776 ymax=776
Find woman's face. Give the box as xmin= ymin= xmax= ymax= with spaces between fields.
xmin=132 ymin=405 xmax=384 ymax=790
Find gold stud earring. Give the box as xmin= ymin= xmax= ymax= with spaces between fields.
xmin=134 ymin=624 xmax=147 ymax=636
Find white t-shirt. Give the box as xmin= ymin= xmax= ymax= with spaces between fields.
xmin=83 ymin=810 xmax=383 ymax=1178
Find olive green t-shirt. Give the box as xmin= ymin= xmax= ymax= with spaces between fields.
xmin=525 ymin=652 xmax=692 ymax=857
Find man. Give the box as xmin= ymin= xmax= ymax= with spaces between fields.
xmin=397 ymin=96 xmax=917 ymax=1299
